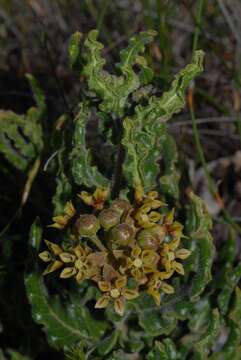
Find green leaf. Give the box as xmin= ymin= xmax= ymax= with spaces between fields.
xmin=188 ymin=298 xmax=210 ymax=333
xmin=68 ymin=31 xmax=83 ymax=69
xmin=159 ymin=134 xmax=180 ymax=198
xmin=122 ymin=51 xmax=204 ymax=193
xmin=210 ymin=287 xmax=241 ymax=359
xmin=217 ymin=262 xmax=241 ymax=315
xmin=138 ymin=308 xmax=177 ymax=337
xmin=26 ymin=74 xmax=46 ymax=118
xmin=0 ymin=109 xmax=43 ymax=171
xmin=122 ymin=116 xmax=167 ymax=193
xmin=52 ymin=171 xmax=72 ymax=215
xmin=25 ymin=272 xmax=90 ymax=349
xmin=26 ymin=222 xmax=107 ymax=349
xmin=185 ymin=191 xmax=214 ymax=300
xmin=96 ymin=330 xmax=119 ymax=356
xmin=193 ymin=309 xmax=220 ymax=360
xmin=82 ymin=29 xmax=156 ymax=117
xmin=216 ymin=230 xmax=241 ymax=315
xmin=70 ymin=103 xmax=109 ymax=188
xmin=146 ymin=339 xmax=179 ymax=360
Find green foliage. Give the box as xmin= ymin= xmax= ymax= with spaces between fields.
xmin=70 ymin=102 xmax=109 ymax=188
xmin=2 ymin=29 xmax=236 ymax=359
xmin=122 ymin=50 xmax=204 ymax=194
xmin=0 ymin=76 xmax=44 ymax=171
xmin=25 ymin=220 xmax=107 ymax=350
xmin=82 ymin=29 xmax=156 ymax=117
xmin=0 ymin=109 xmax=43 ymax=171
xmin=68 ymin=31 xmax=83 ymax=69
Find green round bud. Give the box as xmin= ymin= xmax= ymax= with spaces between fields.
xmin=99 ymin=208 xmax=120 ymax=230
xmin=75 ymin=214 xmax=100 ymax=237
xmin=110 ymin=223 xmax=134 ymax=246
xmin=137 ymin=225 xmax=165 ymax=250
xmin=111 ymin=198 xmax=131 ymax=216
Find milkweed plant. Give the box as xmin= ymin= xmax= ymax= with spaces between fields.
xmin=1 ymin=30 xmax=241 ymax=359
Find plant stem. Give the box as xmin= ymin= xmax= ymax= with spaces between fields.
xmin=89 ymin=235 xmax=107 ymax=252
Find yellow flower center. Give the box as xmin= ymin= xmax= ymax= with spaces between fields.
xmin=110 ymin=288 xmax=120 ymax=298
xmin=133 ymin=258 xmax=142 ymax=268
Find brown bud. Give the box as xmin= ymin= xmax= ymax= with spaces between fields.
xmin=111 ymin=198 xmax=131 ymax=216
xmin=75 ymin=214 xmax=100 ymax=237
xmin=137 ymin=225 xmax=165 ymax=250
xmin=99 ymin=208 xmax=120 ymax=230
xmin=110 ymin=223 xmax=134 ymax=246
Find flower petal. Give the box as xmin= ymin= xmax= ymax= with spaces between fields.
xmin=123 ymin=288 xmax=139 ymax=300
xmin=161 ymin=282 xmax=174 ymax=294
xmin=95 ymin=294 xmax=110 ymax=309
xmin=114 ymin=297 xmax=125 ymax=316
xmin=98 ymin=281 xmax=111 ymax=292
xmin=44 ymin=240 xmax=63 ymax=256
xmin=159 ymin=270 xmax=174 ymax=280
xmin=115 ymin=276 xmax=127 ymax=289
xmin=148 ymin=289 xmax=161 ymax=306
xmin=64 ymin=201 xmax=76 ymax=217
xmin=164 ymin=208 xmax=175 ymax=225
xmin=39 ymin=251 xmax=52 ymax=262
xmin=76 ymin=270 xmax=85 ymax=284
xmin=73 ymin=245 xmax=86 ymax=258
xmin=59 ymin=267 xmax=77 ymax=278
xmin=173 ymin=261 xmax=185 ymax=275
xmin=175 ymin=248 xmax=191 ymax=260
xmin=43 ymin=260 xmax=63 ymax=275
xmin=59 ymin=252 xmax=76 ymax=263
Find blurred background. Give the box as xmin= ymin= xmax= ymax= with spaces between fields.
xmin=0 ymin=0 xmax=240 ymax=358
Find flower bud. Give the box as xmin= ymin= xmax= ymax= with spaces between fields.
xmin=111 ymin=199 xmax=131 ymax=216
xmin=110 ymin=223 xmax=134 ymax=246
xmin=99 ymin=208 xmax=120 ymax=230
xmin=75 ymin=214 xmax=100 ymax=237
xmin=137 ymin=225 xmax=166 ymax=250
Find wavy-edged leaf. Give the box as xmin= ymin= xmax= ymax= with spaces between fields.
xmin=193 ymin=309 xmax=220 ymax=360
xmin=210 ymin=287 xmax=241 ymax=359
xmin=70 ymin=103 xmax=109 ymax=188
xmin=122 ymin=51 xmax=204 ymax=192
xmin=122 ymin=115 xmax=167 ymax=193
xmin=146 ymin=339 xmax=179 ymax=360
xmin=138 ymin=307 xmax=176 ymax=337
xmin=159 ymin=134 xmax=180 ymax=198
xmin=82 ymin=29 xmax=156 ymax=117
xmin=217 ymin=262 xmax=241 ymax=315
xmin=25 ymin=272 xmax=90 ymax=349
xmin=26 ymin=221 xmax=107 ymax=350
xmin=96 ymin=330 xmax=119 ymax=356
xmin=0 ymin=109 xmax=43 ymax=171
xmin=185 ymin=191 xmax=214 ymax=300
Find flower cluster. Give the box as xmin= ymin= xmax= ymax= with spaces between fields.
xmin=39 ymin=190 xmax=191 ymax=316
